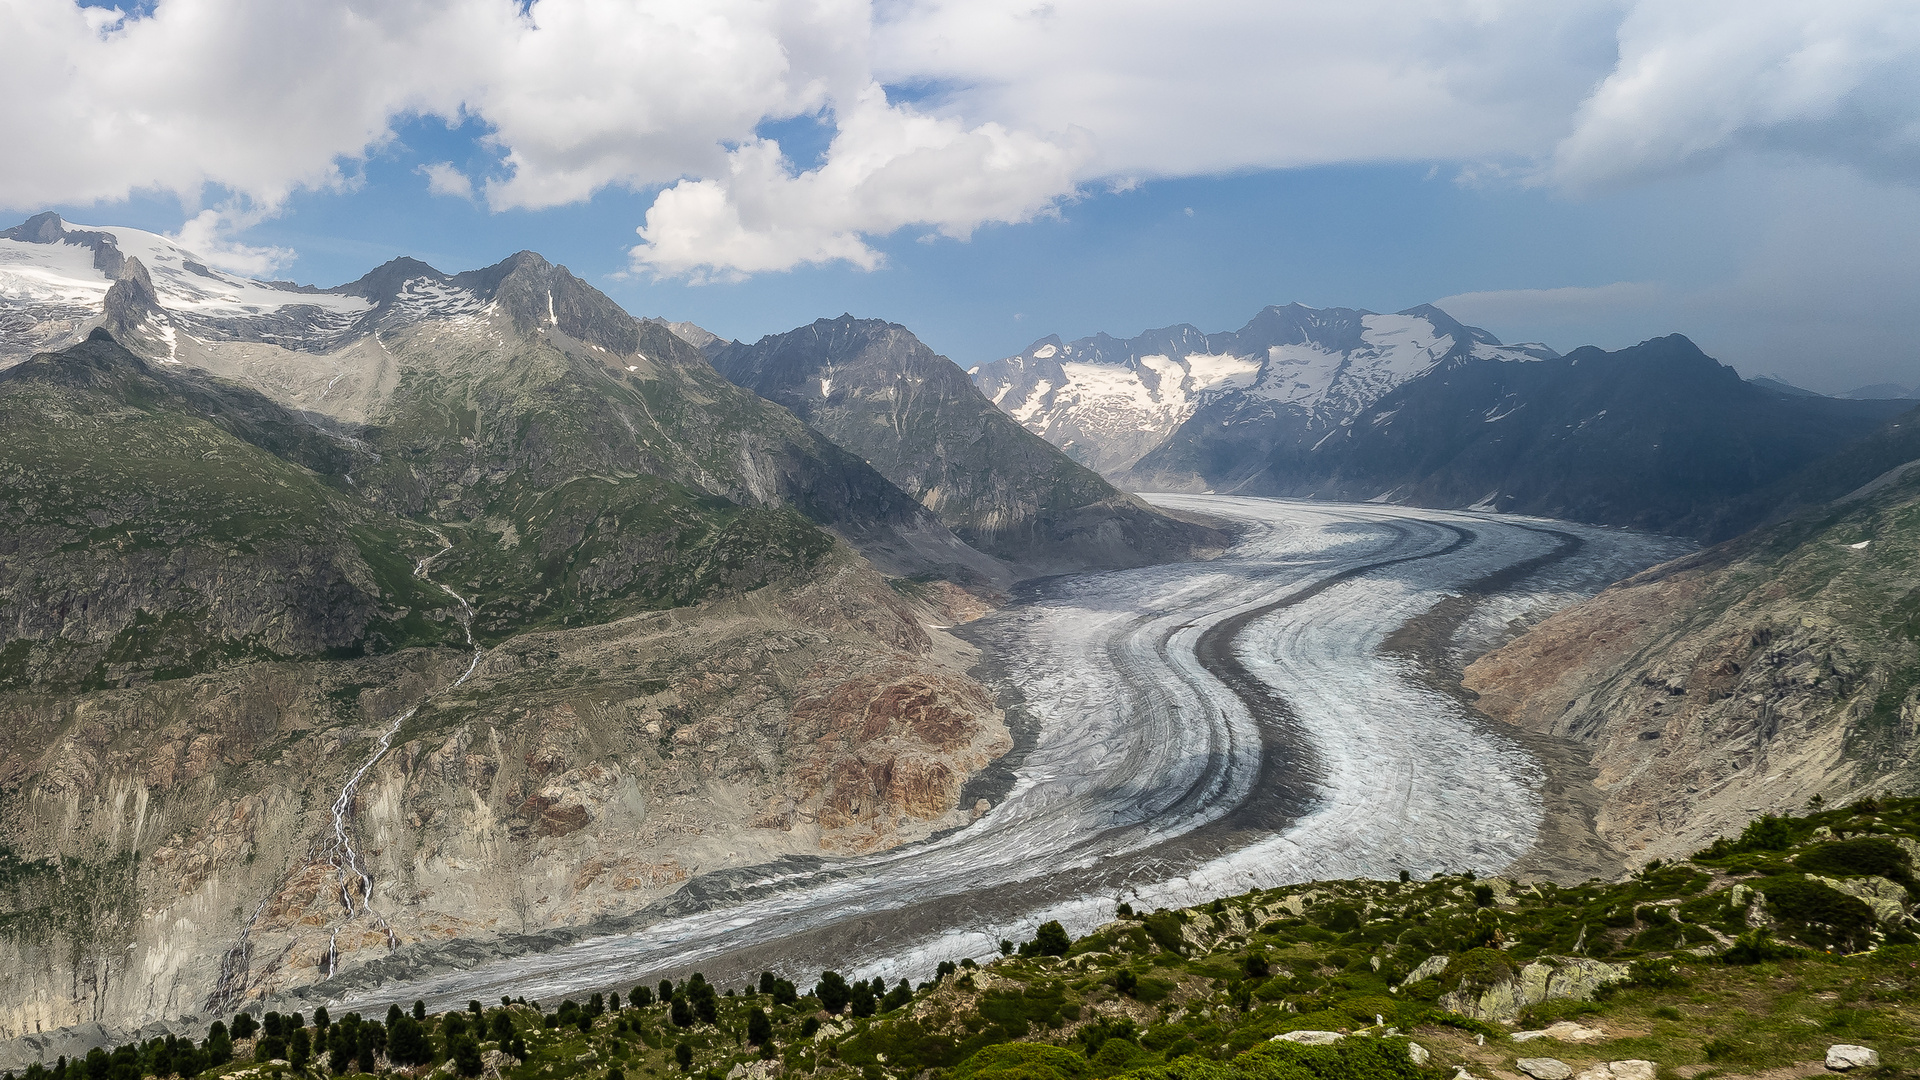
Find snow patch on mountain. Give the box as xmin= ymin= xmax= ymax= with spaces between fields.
xmin=972 ymin=304 xmax=1556 ymax=478
xmin=0 ymin=213 xmax=514 ymax=362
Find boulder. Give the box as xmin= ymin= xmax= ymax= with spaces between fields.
xmin=1826 ymin=1044 xmax=1880 ymax=1070
xmin=1809 ymin=875 xmax=1910 ymax=925
xmin=1440 ymin=957 xmax=1630 ymax=1022
xmin=1408 ymin=1042 xmax=1430 ymax=1066
xmin=1516 ymin=1058 xmax=1573 ymax=1080
xmin=1272 ymin=1030 xmax=1344 ymax=1045
xmin=1402 ymin=954 xmax=1450 ymax=985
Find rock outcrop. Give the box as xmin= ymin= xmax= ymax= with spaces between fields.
xmin=1463 ymin=452 xmax=1920 ymax=862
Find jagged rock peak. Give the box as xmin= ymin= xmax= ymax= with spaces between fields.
xmin=333 ymin=256 xmax=451 ymax=304
xmin=453 ymin=252 xmax=646 ymax=356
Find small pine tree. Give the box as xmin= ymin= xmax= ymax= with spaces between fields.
xmin=669 ymin=995 xmax=692 ymax=1029
xmin=674 ymin=1042 xmax=693 ymax=1073
xmin=451 ymin=1038 xmax=483 ymax=1078
xmin=1032 ymin=921 xmax=1071 ymax=957
xmin=746 ymin=1008 xmax=772 ymax=1045
xmin=631 ymin=985 xmax=654 ymax=1007
xmin=815 ymin=972 xmax=849 ymax=1015
xmin=204 ymin=1022 xmax=232 ymax=1067
xmin=848 ymin=980 xmax=876 ymax=1019
xmin=287 ymin=1030 xmax=310 ymax=1072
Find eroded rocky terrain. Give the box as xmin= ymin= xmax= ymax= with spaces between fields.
xmin=1464 ymin=460 xmax=1920 ymax=863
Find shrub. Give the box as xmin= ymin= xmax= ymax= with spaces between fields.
xmin=1798 ymin=838 xmax=1913 ymax=885
xmin=1141 ymin=913 xmax=1187 ymax=954
xmin=817 ymin=972 xmax=850 ymax=1016
xmin=1722 ymin=929 xmax=1805 ymax=965
xmin=1757 ymin=876 xmax=1877 ymax=951
xmin=1443 ymin=949 xmax=1517 ymax=995
xmin=947 ymin=1043 xmax=1090 ymax=1080
xmin=1625 ymin=958 xmax=1686 ymax=989
xmin=1700 ymin=815 xmax=1798 ymax=859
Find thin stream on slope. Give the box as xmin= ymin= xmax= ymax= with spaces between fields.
xmin=316 ymin=535 xmax=483 ymax=980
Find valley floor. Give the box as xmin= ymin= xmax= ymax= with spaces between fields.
xmin=287 ymin=498 xmax=1688 ymax=1022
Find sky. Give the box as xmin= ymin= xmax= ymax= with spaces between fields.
xmin=5 ymin=0 xmax=1919 ymax=393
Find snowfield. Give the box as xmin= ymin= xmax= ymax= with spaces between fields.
xmin=969 ymin=307 xmax=1558 ymax=476
xmin=328 ymin=496 xmax=1687 ymax=1011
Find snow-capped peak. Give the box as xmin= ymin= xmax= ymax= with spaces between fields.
xmin=971 ymin=303 xmax=1556 ymax=477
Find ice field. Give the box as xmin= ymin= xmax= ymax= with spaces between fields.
xmin=332 ymin=495 xmax=1688 ymax=1010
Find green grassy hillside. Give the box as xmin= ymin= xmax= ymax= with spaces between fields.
xmin=0 ymin=332 xmax=457 ymax=691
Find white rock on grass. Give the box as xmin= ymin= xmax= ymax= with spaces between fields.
xmin=1516 ymin=1058 xmax=1574 ymax=1080
xmin=1515 ymin=1022 xmax=1606 ymax=1045
xmin=1826 ymin=1045 xmax=1880 ymax=1070
xmin=1272 ymin=1030 xmax=1344 ymax=1045
xmin=1401 ymin=954 xmax=1449 ymax=985
xmin=1408 ymin=1042 xmax=1430 ymax=1066
xmin=1574 ymin=1063 xmax=1655 ymax=1080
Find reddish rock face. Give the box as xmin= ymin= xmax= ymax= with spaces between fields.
xmin=522 ymin=792 xmax=592 ymax=837
xmin=784 ymin=662 xmax=1008 ymax=851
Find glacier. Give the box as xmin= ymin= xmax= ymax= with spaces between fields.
xmin=312 ymin=495 xmax=1686 ymax=1013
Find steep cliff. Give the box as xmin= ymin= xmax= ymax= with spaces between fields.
xmin=711 ymin=316 xmax=1226 ymax=573
xmin=1463 ymin=446 xmax=1920 ymax=863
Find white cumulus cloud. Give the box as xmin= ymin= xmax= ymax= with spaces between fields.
xmin=630 ymin=84 xmax=1089 ymax=278
xmin=419 ymin=162 xmax=476 ymax=200
xmin=1551 ymin=0 xmax=1920 ymax=190
xmin=2 ymin=0 xmax=1916 ymax=278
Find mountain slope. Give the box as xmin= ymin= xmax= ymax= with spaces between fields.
xmin=0 ymin=240 xmax=1017 ymax=1040
xmin=0 ymin=330 xmax=457 ymax=691
xmin=1140 ymin=334 xmax=1909 ymax=539
xmin=971 ymin=303 xmax=1555 ymax=478
xmin=711 ymin=316 xmax=1224 ymax=571
xmin=1462 ymin=425 xmax=1920 ymax=862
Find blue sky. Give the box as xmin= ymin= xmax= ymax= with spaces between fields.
xmin=11 ymin=1 xmax=1920 ymax=392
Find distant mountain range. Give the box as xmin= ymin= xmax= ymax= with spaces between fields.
xmin=971 ymin=303 xmax=1556 ymax=478
xmin=709 ymin=316 xmax=1223 ymax=573
xmin=975 ymin=305 xmax=1913 ymax=540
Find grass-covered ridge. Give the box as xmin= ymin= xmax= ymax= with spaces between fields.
xmin=20 ymin=797 xmax=1920 ymax=1080
xmin=0 ymin=333 xmax=461 ymax=690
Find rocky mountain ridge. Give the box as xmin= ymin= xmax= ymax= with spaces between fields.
xmin=710 ymin=317 xmax=1226 ymax=573
xmin=970 ymin=303 xmax=1555 ymax=478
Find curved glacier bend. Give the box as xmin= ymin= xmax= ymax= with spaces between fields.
xmin=330 ymin=495 xmax=1686 ymax=1012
